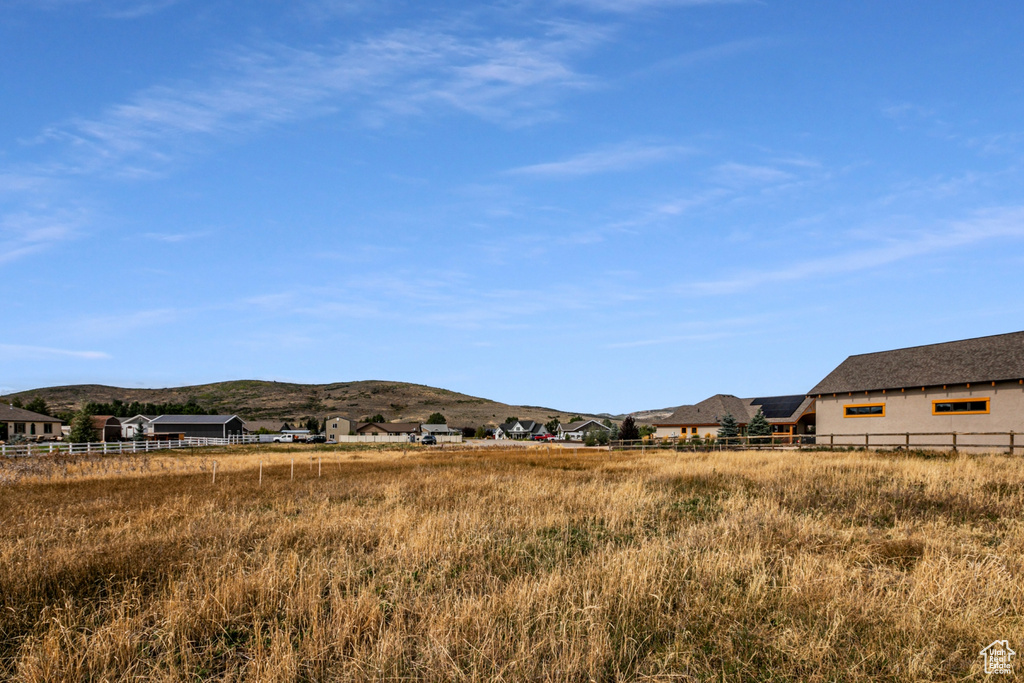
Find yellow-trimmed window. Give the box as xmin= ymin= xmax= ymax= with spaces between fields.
xmin=844 ymin=403 xmax=885 ymax=418
xmin=932 ymin=398 xmax=989 ymax=415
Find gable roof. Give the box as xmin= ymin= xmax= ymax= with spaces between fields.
xmin=150 ymin=415 xmax=241 ymax=425
xmin=658 ymin=394 xmax=752 ymax=426
xmin=559 ymin=419 xmax=609 ymax=432
xmin=810 ymin=331 xmax=1024 ymax=395
xmin=0 ymin=404 xmax=62 ymax=423
xmin=747 ymin=395 xmax=816 ymax=423
xmin=355 ymin=422 xmax=419 ymax=434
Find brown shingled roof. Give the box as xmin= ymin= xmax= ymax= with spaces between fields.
xmin=0 ymin=404 xmax=62 ymax=423
xmin=809 ymin=330 xmax=1024 ymax=395
xmin=658 ymin=394 xmax=752 ymax=426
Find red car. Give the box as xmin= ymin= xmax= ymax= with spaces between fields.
xmin=532 ymin=434 xmax=555 ymax=441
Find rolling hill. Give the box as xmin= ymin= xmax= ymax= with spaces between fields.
xmin=1 ymin=380 xmax=604 ymax=428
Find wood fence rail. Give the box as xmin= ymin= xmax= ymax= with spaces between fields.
xmin=612 ymin=431 xmax=1020 ymax=454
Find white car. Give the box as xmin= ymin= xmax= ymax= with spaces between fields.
xmin=272 ymin=434 xmax=294 ymax=443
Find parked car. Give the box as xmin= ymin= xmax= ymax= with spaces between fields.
xmin=421 ymin=435 xmax=437 ymax=445
xmin=532 ymin=434 xmax=555 ymax=441
xmin=272 ymin=434 xmax=294 ymax=443
xmin=307 ymin=435 xmax=326 ymax=443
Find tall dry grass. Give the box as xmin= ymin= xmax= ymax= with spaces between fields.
xmin=1 ymin=446 xmax=1022 ymax=681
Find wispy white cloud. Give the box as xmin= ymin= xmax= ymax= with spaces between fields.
xmin=140 ymin=231 xmax=206 ymax=243
xmin=0 ymin=344 xmax=110 ymax=360
xmin=0 ymin=209 xmax=85 ymax=265
xmin=561 ymin=0 xmax=748 ymax=13
xmin=507 ymin=142 xmax=690 ymax=177
xmin=712 ymin=162 xmax=794 ymax=187
xmin=12 ymin=0 xmax=184 ymax=19
xmin=682 ymin=206 xmax=1024 ymax=295
xmin=35 ymin=23 xmax=600 ymax=177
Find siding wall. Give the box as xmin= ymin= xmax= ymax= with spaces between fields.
xmin=816 ymin=380 xmax=1024 ymax=447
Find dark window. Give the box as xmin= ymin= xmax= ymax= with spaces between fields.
xmin=933 ymin=399 xmax=989 ymax=414
xmin=30 ymin=423 xmax=36 ymax=435
xmin=844 ymin=404 xmax=884 ymax=417
xmin=44 ymin=423 xmax=53 ymax=434
xmin=13 ymin=423 xmax=26 ymax=434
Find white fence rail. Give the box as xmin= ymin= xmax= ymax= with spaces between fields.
xmin=1 ymin=434 xmax=258 ymax=458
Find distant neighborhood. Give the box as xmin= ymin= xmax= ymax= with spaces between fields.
xmin=3 ymin=330 xmax=1024 ymax=450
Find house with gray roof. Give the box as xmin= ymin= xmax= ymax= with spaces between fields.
xmin=557 ymin=419 xmax=611 ymax=441
xmin=654 ymin=394 xmax=816 ymax=441
xmin=811 ymin=330 xmax=1024 ymax=447
xmin=495 ymin=419 xmax=547 ymax=440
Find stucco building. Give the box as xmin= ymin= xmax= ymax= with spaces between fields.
xmin=811 ymin=331 xmax=1024 ymax=448
xmin=654 ymin=394 xmax=815 ymax=441
xmin=0 ymin=404 xmax=63 ymax=442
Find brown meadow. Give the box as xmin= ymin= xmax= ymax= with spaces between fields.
xmin=1 ymin=445 xmax=1022 ymax=681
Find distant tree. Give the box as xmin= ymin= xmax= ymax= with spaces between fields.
xmin=69 ymin=408 xmax=97 ymax=443
xmin=717 ymin=413 xmax=739 ymax=444
xmin=568 ymin=415 xmax=585 ymax=423
xmin=609 ymin=423 xmax=620 ymax=440
xmin=304 ymin=416 xmax=320 ymax=434
xmin=584 ymin=430 xmax=598 ymax=447
xmin=368 ymin=414 xmax=385 ymax=423
xmin=619 ymin=416 xmax=640 ymax=441
xmin=747 ymin=408 xmax=771 ymax=444
xmin=601 ymin=418 xmax=613 ymax=428
xmin=426 ymin=412 xmax=447 ymax=424
xmin=24 ymin=397 xmax=50 ymax=416
xmin=545 ymin=417 xmax=560 ymax=434
xmin=596 ymin=429 xmax=609 ymax=446
xmin=639 ymin=425 xmax=656 ymax=438
xmin=11 ymin=398 xmax=23 ymax=409
xmin=474 ymin=426 xmax=487 ymax=439
xmin=504 ymin=416 xmax=519 ymax=425
xmin=460 ymin=426 xmax=476 ymax=438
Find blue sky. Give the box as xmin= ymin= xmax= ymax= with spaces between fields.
xmin=3 ymin=1 xmax=1024 ymax=414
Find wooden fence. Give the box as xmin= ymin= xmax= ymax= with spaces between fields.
xmin=1 ymin=434 xmax=258 ymax=458
xmin=612 ymin=431 xmax=1021 ymax=454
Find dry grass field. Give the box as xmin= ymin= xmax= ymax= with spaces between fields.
xmin=1 ymin=445 xmax=1022 ymax=681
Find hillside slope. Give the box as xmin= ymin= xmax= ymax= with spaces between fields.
xmin=2 ymin=380 xmax=598 ymax=428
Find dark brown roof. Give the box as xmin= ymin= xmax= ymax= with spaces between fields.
xmin=355 ymin=422 xmax=420 ymax=434
xmin=0 ymin=404 xmax=62 ymax=423
xmin=657 ymin=394 xmax=752 ymax=426
xmin=810 ymin=331 xmax=1024 ymax=395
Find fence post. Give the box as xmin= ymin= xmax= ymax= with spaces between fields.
xmin=952 ymin=432 xmax=957 ymax=451
xmin=259 ymin=461 xmax=263 ymax=486
xmin=864 ymin=433 xmax=869 ymax=449
xmin=291 ymin=459 xmax=294 ymax=480
xmin=1010 ymin=431 xmax=1016 ymax=455
xmin=905 ymin=433 xmax=910 ymax=448
xmin=829 ymin=434 xmax=834 ymax=449
xmin=212 ymin=461 xmax=217 ymax=484
xmin=318 ymin=457 xmax=321 ymax=477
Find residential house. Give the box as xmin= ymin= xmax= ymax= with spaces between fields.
xmin=354 ymin=422 xmax=420 ymax=437
xmin=243 ymin=420 xmax=289 ymax=435
xmin=0 ymin=404 xmax=63 ymax=442
xmin=810 ymin=330 xmax=1024 ymax=448
xmin=654 ymin=394 xmax=815 ymax=441
xmin=557 ymin=419 xmax=611 ymax=441
xmin=421 ymin=423 xmax=461 ymax=437
xmin=495 ymin=419 xmax=548 ymax=440
xmin=91 ymin=415 xmax=122 ymax=442
xmin=324 ymin=415 xmax=358 ymax=442
xmin=149 ymin=415 xmax=245 ymax=439
xmin=120 ymin=415 xmax=155 ymax=439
